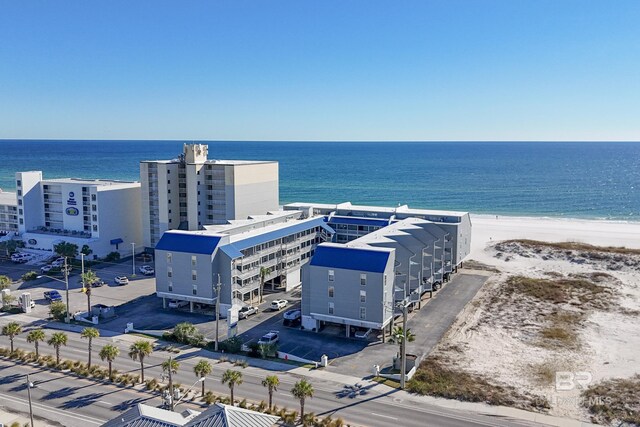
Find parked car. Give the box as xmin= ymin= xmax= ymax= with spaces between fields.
xmin=90 ymin=279 xmax=106 ymax=287
xmin=40 ymin=265 xmax=53 ymax=273
xmin=115 ymin=276 xmax=129 ymax=285
xmin=270 ymin=299 xmax=288 ymax=311
xmin=139 ymin=265 xmax=155 ymax=275
xmin=257 ymin=330 xmax=280 ymax=345
xmin=168 ymin=299 xmax=189 ymax=309
xmin=283 ymin=309 xmax=301 ymax=321
xmin=44 ymin=290 xmax=62 ymax=302
xmin=18 ymin=294 xmax=36 ymax=311
xmin=238 ymin=305 xmax=258 ymax=319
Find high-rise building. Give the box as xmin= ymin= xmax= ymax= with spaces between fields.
xmin=140 ymin=144 xmax=279 ymax=249
xmin=12 ymin=171 xmax=141 ymax=257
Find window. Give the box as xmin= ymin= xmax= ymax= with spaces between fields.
xmin=192 ymin=284 xmax=197 ymax=295
xmin=16 ymin=180 xmax=21 ymax=187
xmin=168 ymin=282 xmax=173 ymax=292
xmin=167 ymin=180 xmax=171 ymax=184
xmin=92 ymin=225 xmax=98 ymax=231
xmin=166 ymin=253 xmax=172 ymax=263
xmin=191 ymin=255 xmax=197 ymax=266
xmin=17 ymin=190 xmax=21 ymax=196
xmin=359 ymin=307 xmax=366 ymax=319
xmin=92 ymin=214 xmax=97 ymax=221
xmin=167 ymin=267 xmax=172 ymax=278
xmin=328 ymin=302 xmax=334 ymax=315
xmin=18 ymin=209 xmax=23 ymax=215
xmin=360 ymin=273 xmax=367 ymax=286
xmin=18 ymin=200 xmax=22 ymax=206
xmin=92 ymin=204 xmax=97 ymax=211
xmin=328 ymin=270 xmax=334 ymax=282
xmin=360 ymin=290 xmax=366 ymax=303
xmin=192 ymin=270 xmax=197 ymax=281
xmin=328 ymin=286 xmax=334 ymax=298
xmin=91 ymin=194 xmax=96 ymax=201
xmin=168 ymin=189 xmax=171 ymax=194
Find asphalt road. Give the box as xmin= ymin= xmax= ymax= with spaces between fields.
xmin=0 ymin=328 xmax=539 ymax=427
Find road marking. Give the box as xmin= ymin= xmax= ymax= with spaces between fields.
xmin=371 ymin=412 xmax=398 ymax=420
xmin=98 ymin=400 xmax=113 ymax=405
xmin=0 ymin=391 xmax=104 ymax=425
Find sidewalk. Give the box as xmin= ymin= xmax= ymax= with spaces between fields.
xmin=0 ymin=408 xmax=58 ymax=427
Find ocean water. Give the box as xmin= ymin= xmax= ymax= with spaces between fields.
xmin=0 ymin=140 xmax=639 ymax=220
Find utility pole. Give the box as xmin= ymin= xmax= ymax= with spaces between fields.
xmin=64 ymin=257 xmax=70 ymax=323
xmin=131 ymin=242 xmax=136 ymax=275
xmin=214 ymin=274 xmax=221 ymax=351
xmin=400 ymin=301 xmax=408 ymax=390
xmin=26 ymin=374 xmax=34 ymax=427
xmin=168 ymin=356 xmax=175 ymax=411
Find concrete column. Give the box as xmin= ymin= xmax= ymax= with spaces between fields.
xmin=346 ymin=325 xmax=350 ymax=338
xmin=163 ymin=298 xmax=167 ymax=309
xmin=382 ymin=327 xmax=386 ymax=343
xmin=190 ymin=301 xmax=194 ymax=313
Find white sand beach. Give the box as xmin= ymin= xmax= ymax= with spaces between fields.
xmin=439 ymin=215 xmax=640 ymax=421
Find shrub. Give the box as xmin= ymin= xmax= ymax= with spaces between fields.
xmin=146 ymin=378 xmax=158 ymax=390
xmin=218 ymin=336 xmax=243 ymax=354
xmin=104 ymin=251 xmax=121 ymax=262
xmin=49 ymin=301 xmax=67 ymax=321
xmin=21 ymin=271 xmax=38 ymax=281
xmin=172 ymin=322 xmax=205 ymax=346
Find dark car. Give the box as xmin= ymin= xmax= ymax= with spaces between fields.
xmin=44 ymin=290 xmax=63 ymax=302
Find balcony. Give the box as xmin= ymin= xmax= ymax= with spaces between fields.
xmin=28 ymin=226 xmax=91 ymax=238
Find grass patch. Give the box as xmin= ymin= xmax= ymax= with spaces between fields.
xmin=407 ymin=356 xmax=549 ymax=411
xmin=501 ymin=239 xmax=640 ymax=256
xmin=372 ymin=376 xmax=401 ymax=388
xmin=582 ymin=374 xmax=640 ymax=425
xmin=462 ymin=259 xmax=501 ymax=273
xmin=503 ymin=276 xmax=612 ymax=310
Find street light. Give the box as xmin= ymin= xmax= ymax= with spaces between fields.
xmin=26 ymin=374 xmax=35 ymax=427
xmin=37 ymin=257 xmax=70 ymax=323
xmin=171 ymin=377 xmax=206 ymax=409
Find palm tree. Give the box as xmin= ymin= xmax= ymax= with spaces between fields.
xmin=81 ymin=269 xmax=98 ymax=314
xmin=128 ymin=340 xmax=153 ymax=383
xmin=259 ymin=266 xmax=271 ymax=301
xmin=80 ymin=327 xmax=100 ymax=368
xmin=221 ymin=369 xmax=243 ymax=405
xmin=390 ymin=326 xmax=416 ymax=363
xmin=99 ymin=344 xmax=120 ymax=381
xmin=291 ymin=379 xmax=314 ymax=421
xmin=162 ymin=358 xmax=179 ymax=375
xmin=194 ymin=360 xmax=212 ymax=396
xmin=2 ymin=322 xmax=22 ymax=353
xmin=47 ymin=332 xmax=68 ymax=365
xmin=26 ymin=329 xmax=46 ymax=357
xmin=262 ymin=375 xmax=280 ymax=410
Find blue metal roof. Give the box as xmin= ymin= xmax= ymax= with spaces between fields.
xmin=328 ymin=216 xmax=390 ymax=227
xmin=155 ymin=232 xmax=222 ymax=255
xmin=219 ymin=244 xmax=243 ymax=259
xmin=231 ymin=218 xmax=333 ymax=251
xmin=310 ymin=245 xmax=391 ymax=273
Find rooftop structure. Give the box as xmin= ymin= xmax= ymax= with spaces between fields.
xmin=140 ymin=143 xmax=279 ymax=249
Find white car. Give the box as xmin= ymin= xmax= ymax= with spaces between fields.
xmin=139 ymin=265 xmax=155 ymax=275
xmin=238 ymin=305 xmax=259 ymax=319
xmin=168 ymin=299 xmax=188 ymax=309
xmin=40 ymin=265 xmax=53 ymax=273
xmin=257 ymin=331 xmax=279 ymax=345
xmin=115 ymin=276 xmax=129 ymax=285
xmin=270 ymin=299 xmax=288 ymax=311
xmin=283 ymin=309 xmax=301 ymax=321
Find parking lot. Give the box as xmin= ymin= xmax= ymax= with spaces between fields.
xmin=2 ymin=253 xmax=489 ymax=378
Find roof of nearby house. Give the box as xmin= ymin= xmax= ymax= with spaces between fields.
xmin=186 ymin=404 xmax=280 ymax=427
xmin=327 ymin=216 xmax=390 ymax=227
xmin=155 ymin=231 xmax=223 ymax=255
xmin=310 ymin=243 xmax=393 ymax=273
xmin=101 ymin=403 xmax=280 ymax=427
xmin=101 ymin=404 xmax=199 ymax=427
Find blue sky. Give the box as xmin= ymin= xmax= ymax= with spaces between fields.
xmin=1 ymin=1 xmax=639 ymax=141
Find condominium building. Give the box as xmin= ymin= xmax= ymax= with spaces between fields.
xmin=12 ymin=171 xmax=141 ymax=258
xmin=154 ymin=211 xmax=334 ymax=314
xmin=140 ymin=144 xmax=279 ymax=249
xmin=0 ymin=190 xmax=18 ymax=233
xmin=286 ymin=202 xmax=472 ymax=335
